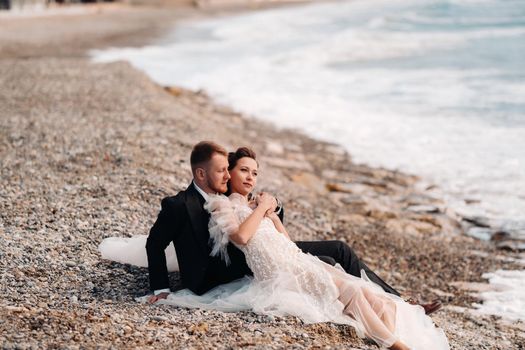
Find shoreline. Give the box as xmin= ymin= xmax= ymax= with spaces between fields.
xmin=1 ymin=2 xmax=524 ymax=348
xmin=91 ymin=0 xmax=524 ymax=250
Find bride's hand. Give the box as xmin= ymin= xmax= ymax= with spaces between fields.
xmin=256 ymin=192 xmax=276 ymax=212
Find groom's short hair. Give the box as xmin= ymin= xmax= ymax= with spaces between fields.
xmin=190 ymin=141 xmax=228 ymax=172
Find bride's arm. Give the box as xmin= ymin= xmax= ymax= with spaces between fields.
xmin=230 ymin=194 xmax=274 ymax=245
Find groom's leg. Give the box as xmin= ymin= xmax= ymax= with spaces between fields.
xmin=295 ymin=240 xmax=401 ymax=296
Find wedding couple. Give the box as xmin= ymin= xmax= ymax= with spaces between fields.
xmin=102 ymin=141 xmax=449 ymax=349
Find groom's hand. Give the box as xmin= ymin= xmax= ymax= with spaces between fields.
xmin=148 ymin=292 xmax=169 ymax=304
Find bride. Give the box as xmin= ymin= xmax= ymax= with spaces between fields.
xmin=100 ymin=147 xmax=449 ymax=350
xmin=198 ymin=147 xmax=449 ymax=350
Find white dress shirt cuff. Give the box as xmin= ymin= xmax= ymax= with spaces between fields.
xmin=275 ymin=197 xmax=283 ymax=215
xmin=154 ymin=288 xmax=170 ymax=295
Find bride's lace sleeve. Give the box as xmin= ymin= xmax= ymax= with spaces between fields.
xmin=204 ymin=194 xmax=241 ymax=265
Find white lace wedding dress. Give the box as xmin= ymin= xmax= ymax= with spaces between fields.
xmin=99 ymin=193 xmax=449 ymax=349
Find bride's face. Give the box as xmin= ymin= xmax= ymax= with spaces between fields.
xmin=229 ymin=157 xmax=258 ymax=196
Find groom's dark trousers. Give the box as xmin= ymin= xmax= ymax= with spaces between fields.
xmin=146 ymin=183 xmax=400 ymax=296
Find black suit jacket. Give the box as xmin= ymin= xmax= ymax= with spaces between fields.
xmin=146 ymin=183 xmax=280 ymax=295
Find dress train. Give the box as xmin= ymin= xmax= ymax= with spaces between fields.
xmin=98 ymin=235 xmax=179 ymax=272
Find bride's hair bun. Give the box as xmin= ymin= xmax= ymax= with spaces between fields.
xmin=228 ymin=147 xmax=258 ymax=171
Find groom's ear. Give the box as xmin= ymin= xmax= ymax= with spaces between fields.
xmin=195 ymin=167 xmax=206 ymax=181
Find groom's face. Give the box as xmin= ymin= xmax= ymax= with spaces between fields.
xmin=204 ymin=153 xmax=230 ymax=194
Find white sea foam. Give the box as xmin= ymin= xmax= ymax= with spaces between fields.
xmin=474 ymin=267 xmax=525 ymax=321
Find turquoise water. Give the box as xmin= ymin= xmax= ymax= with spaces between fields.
xmin=342 ymin=0 xmax=525 ymax=126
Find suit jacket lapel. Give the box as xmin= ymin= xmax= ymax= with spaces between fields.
xmin=185 ymin=183 xmax=211 ymax=253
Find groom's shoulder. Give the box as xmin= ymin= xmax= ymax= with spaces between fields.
xmin=159 ymin=186 xmax=191 ymax=208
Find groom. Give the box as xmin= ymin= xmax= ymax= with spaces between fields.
xmin=146 ymin=141 xmax=440 ymax=313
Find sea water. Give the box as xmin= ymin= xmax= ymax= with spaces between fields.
xmin=92 ymin=0 xmax=525 ymax=320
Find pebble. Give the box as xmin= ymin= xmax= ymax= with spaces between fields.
xmin=151 ymin=316 xmax=169 ymax=322
xmin=406 ymin=205 xmax=440 ymax=214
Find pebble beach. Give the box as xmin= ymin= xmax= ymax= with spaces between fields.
xmin=1 ymin=2 xmax=524 ymax=349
